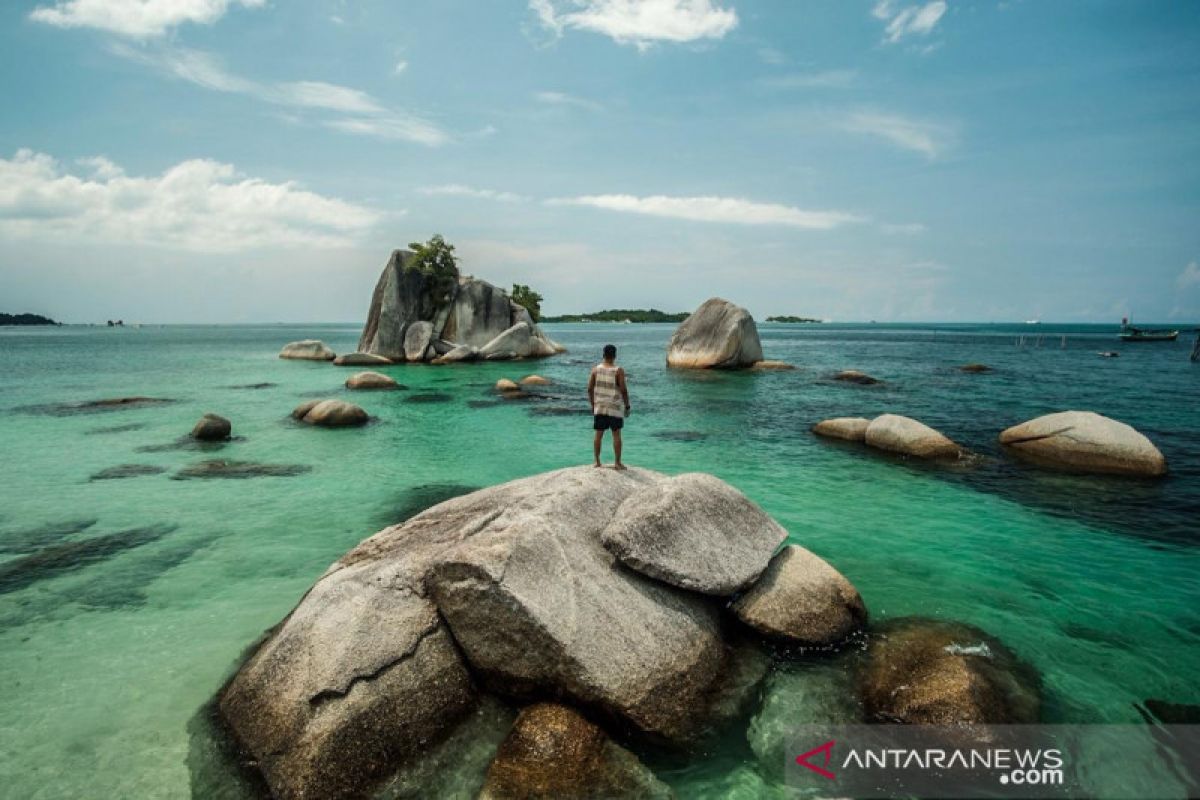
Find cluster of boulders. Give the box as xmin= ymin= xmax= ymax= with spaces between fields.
xmin=813 ymin=410 xmax=1168 ymax=476
xmin=208 ymin=466 xmax=1041 ymax=798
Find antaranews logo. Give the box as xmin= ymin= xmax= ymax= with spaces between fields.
xmin=786 ymin=724 xmax=1200 ymax=799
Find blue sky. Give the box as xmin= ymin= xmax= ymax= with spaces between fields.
xmin=1 ymin=0 xmax=1198 ymax=323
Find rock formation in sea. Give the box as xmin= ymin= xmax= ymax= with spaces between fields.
xmin=206 ymin=467 xmax=1041 ymax=798
xmin=344 ymin=371 xmax=401 ymax=390
xmin=833 ymin=369 xmax=881 ymax=385
xmin=357 ymin=249 xmax=565 ymax=363
xmin=210 ymin=466 xmax=867 ymax=798
xmin=666 ymin=298 xmax=765 ymax=369
xmin=279 ymin=340 xmax=335 ymax=361
xmin=292 ymin=399 xmax=369 ymax=427
xmin=864 ymin=414 xmax=963 ymax=459
xmin=191 ymin=413 xmax=231 ymax=441
xmin=811 ymin=417 xmax=872 ymax=442
xmin=332 ymin=352 xmax=392 ymax=367
xmin=998 ymin=410 xmax=1167 ymax=477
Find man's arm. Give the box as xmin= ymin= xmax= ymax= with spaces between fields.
xmin=617 ymin=368 xmax=630 ymax=410
xmin=587 ymin=369 xmax=597 ymax=408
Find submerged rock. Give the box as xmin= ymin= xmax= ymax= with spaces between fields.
xmin=332 ymin=352 xmax=392 ymax=367
xmin=751 ymin=360 xmax=796 ymax=371
xmin=520 ymin=374 xmax=551 ymax=386
xmin=344 ymin=371 xmax=400 ymax=390
xmin=90 ymin=464 xmax=168 ymax=481
xmin=191 ymin=413 xmax=232 ymax=441
xmin=18 ymin=397 xmax=176 ymax=416
xmin=732 ymin=545 xmax=867 ymax=647
xmin=495 ymin=378 xmax=521 ymax=393
xmin=666 ymin=298 xmax=764 ymax=369
xmin=865 ymin=414 xmax=962 ymax=460
xmin=478 ymin=703 xmax=671 ymax=800
xmin=293 ymin=399 xmax=369 ymax=426
xmin=0 ymin=524 xmax=177 ymax=595
xmin=959 ymin=363 xmax=993 ymax=373
xmin=279 ymin=339 xmax=335 ymax=361
xmin=601 ymin=472 xmax=786 ymax=595
xmin=858 ymin=617 xmax=1041 ymax=725
xmin=998 ymin=410 xmax=1167 ymax=477
xmin=749 ymin=661 xmax=861 ymax=777
xmin=0 ymin=518 xmax=98 ymax=555
xmin=833 ymin=369 xmax=880 ymax=385
xmin=405 ymin=393 xmax=453 ymax=404
xmin=172 ymin=460 xmax=312 ymax=479
xmin=811 ymin=417 xmax=871 ymax=442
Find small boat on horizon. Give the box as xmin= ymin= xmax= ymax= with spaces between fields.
xmin=1119 ymin=317 xmax=1178 ymax=342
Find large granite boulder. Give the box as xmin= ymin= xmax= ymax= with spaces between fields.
xmin=601 ymin=473 xmax=786 ymax=595
xmin=865 ymin=414 xmax=962 ymax=459
xmin=859 ymin=617 xmax=1041 ymax=725
xmin=666 ymin=298 xmax=764 ymax=369
xmin=279 ymin=339 xmax=335 ymax=361
xmin=293 ymin=399 xmax=368 ymax=427
xmin=425 ymin=468 xmax=728 ymax=741
xmin=478 ymin=703 xmax=671 ymax=800
xmin=812 ymin=417 xmax=871 ymax=442
xmin=358 ymin=249 xmax=563 ymax=363
xmin=191 ymin=413 xmax=231 ymax=441
xmin=732 ymin=545 xmax=866 ymax=647
xmin=998 ymin=411 xmax=1167 ymax=477
xmin=216 ymin=467 xmax=783 ymax=797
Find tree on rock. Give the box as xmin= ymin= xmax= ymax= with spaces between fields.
xmin=511 ymin=284 xmax=543 ymax=322
xmin=406 ymin=234 xmax=460 ymax=307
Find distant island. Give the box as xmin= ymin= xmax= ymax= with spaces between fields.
xmin=765 ymin=315 xmax=823 ymax=323
xmin=542 ymin=309 xmax=690 ymax=323
xmin=0 ymin=313 xmax=59 ymax=326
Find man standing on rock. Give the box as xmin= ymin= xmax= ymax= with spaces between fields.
xmin=588 ymin=344 xmax=630 ymax=470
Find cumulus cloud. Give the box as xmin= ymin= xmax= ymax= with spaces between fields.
xmin=534 ymin=90 xmax=603 ymax=111
xmin=841 ymin=110 xmax=953 ymax=159
xmin=30 ymin=0 xmax=264 ymax=38
xmin=111 ymin=45 xmax=447 ymax=145
xmin=418 ymin=184 xmax=529 ymax=203
xmin=1178 ymin=260 xmax=1200 ymax=289
xmin=548 ymin=194 xmax=862 ymax=229
xmin=871 ymin=0 xmax=946 ymax=45
xmin=530 ymin=0 xmax=737 ymax=48
xmin=0 ymin=149 xmax=380 ymax=251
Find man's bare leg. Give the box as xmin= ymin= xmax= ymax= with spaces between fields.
xmin=593 ymin=430 xmax=604 ymax=467
xmin=613 ymin=429 xmax=626 ymax=470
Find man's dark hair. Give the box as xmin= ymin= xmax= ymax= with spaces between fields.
xmin=603 ymin=344 xmax=617 ymax=359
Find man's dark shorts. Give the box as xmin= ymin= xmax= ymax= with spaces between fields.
xmin=593 ymin=414 xmax=624 ymax=431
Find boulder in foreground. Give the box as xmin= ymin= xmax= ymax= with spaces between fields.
xmin=812 ymin=417 xmax=871 ymax=442
xmin=998 ymin=410 xmax=1167 ymax=477
xmin=191 ymin=413 xmax=231 ymax=441
xmin=279 ymin=339 xmax=335 ymax=361
xmin=217 ymin=466 xmax=790 ymax=797
xmin=345 ymin=371 xmax=400 ymax=390
xmin=666 ymin=298 xmax=764 ymax=369
xmin=865 ymin=414 xmax=962 ymax=459
xmin=478 ymin=703 xmax=670 ymax=800
xmin=859 ymin=617 xmax=1041 ymax=725
xmin=601 ymin=472 xmax=786 ymax=595
xmin=732 ymin=545 xmax=867 ymax=647
xmin=292 ymin=399 xmax=368 ymax=427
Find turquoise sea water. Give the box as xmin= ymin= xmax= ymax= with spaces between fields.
xmin=0 ymin=322 xmax=1197 ymax=798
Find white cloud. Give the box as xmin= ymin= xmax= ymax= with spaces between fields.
xmin=0 ymin=149 xmax=380 ymax=251
xmin=419 ymin=184 xmax=529 ymax=203
xmin=534 ymin=90 xmax=603 ymax=111
xmin=394 ymin=59 xmax=408 ymax=75
xmin=1178 ymin=260 xmax=1200 ymax=289
xmin=548 ymin=194 xmax=862 ymax=229
xmin=531 ymin=0 xmax=737 ymax=49
xmin=760 ymin=69 xmax=856 ymax=90
xmin=872 ymin=0 xmax=947 ymax=45
xmin=30 ymin=0 xmax=264 ymax=38
xmin=841 ymin=110 xmax=953 ymax=159
xmin=757 ymin=46 xmax=786 ymax=65
xmin=112 ymin=45 xmax=447 ymax=145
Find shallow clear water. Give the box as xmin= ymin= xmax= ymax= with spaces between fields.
xmin=0 ymin=322 xmax=1197 ymax=798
